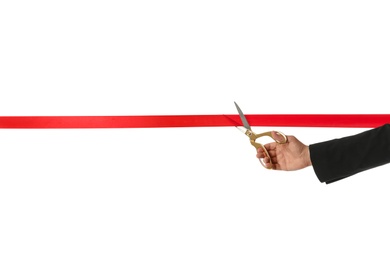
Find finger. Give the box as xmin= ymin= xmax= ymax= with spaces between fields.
xmin=264 ymin=142 xmax=277 ymax=150
xmin=262 ymin=156 xmax=271 ymax=164
xmin=264 ymin=155 xmax=281 ymax=169
xmin=259 ymin=157 xmax=273 ymax=169
xmin=256 ymin=148 xmax=268 ymax=158
xmin=272 ymin=163 xmax=282 ymax=170
xmin=269 ymin=154 xmax=279 ymax=164
xmin=265 ymin=149 xmax=278 ymax=158
xmin=258 ymin=144 xmax=278 ymax=159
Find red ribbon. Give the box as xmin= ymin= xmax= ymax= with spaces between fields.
xmin=0 ymin=114 xmax=389 ymax=128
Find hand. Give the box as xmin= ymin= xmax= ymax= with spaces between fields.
xmin=256 ymin=131 xmax=312 ymax=171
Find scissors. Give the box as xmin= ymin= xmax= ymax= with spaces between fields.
xmin=234 ymin=102 xmax=288 ymax=169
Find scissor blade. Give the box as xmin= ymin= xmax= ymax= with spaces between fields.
xmin=234 ymin=102 xmax=251 ymax=130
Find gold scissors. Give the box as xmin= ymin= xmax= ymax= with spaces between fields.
xmin=234 ymin=102 xmax=288 ymax=169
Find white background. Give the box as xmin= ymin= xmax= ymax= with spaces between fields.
xmin=1 ymin=1 xmax=390 ymax=259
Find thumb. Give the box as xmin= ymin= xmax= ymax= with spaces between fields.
xmin=271 ymin=131 xmax=288 ymax=143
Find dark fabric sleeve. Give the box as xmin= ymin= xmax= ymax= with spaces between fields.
xmin=309 ymin=124 xmax=390 ymax=184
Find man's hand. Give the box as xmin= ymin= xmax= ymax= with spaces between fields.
xmin=256 ymin=131 xmax=312 ymax=171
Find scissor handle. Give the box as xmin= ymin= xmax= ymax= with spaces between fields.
xmin=253 ymin=131 xmax=287 ymax=144
xmin=249 ymin=131 xmax=288 ymax=169
xmin=252 ymin=142 xmax=273 ymax=169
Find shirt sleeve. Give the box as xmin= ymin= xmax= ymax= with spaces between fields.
xmin=309 ymin=124 xmax=390 ymax=184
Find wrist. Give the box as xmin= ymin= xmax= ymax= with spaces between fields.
xmin=304 ymin=145 xmax=312 ymax=167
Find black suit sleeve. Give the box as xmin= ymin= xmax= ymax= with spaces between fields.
xmin=309 ymin=124 xmax=390 ymax=184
